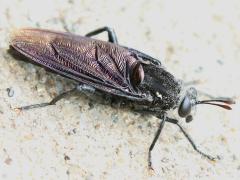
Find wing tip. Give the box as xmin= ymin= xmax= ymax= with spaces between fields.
xmin=9 ymin=28 xmax=31 ymax=45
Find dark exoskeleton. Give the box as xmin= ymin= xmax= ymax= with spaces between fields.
xmin=9 ymin=27 xmax=235 ymax=169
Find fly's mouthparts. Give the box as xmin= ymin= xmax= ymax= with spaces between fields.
xmin=196 ymin=98 xmax=235 ymax=110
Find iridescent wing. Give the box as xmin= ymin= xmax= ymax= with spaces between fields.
xmin=10 ymin=28 xmax=152 ymax=101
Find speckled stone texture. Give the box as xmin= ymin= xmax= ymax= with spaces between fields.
xmin=0 ymin=0 xmax=239 ymax=179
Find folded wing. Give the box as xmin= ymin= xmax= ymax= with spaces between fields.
xmin=10 ymin=28 xmax=151 ymax=101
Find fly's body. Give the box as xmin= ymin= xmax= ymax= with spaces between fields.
xmin=9 ymin=27 xmax=234 ymax=169
xmin=10 ymin=28 xmax=181 ymax=110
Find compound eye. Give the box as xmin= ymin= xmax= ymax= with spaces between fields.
xmin=178 ymin=96 xmax=192 ymax=118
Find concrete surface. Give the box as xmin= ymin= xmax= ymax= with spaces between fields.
xmin=0 ymin=0 xmax=239 ymax=179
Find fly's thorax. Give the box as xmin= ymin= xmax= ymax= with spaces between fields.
xmin=138 ymin=63 xmax=182 ymax=110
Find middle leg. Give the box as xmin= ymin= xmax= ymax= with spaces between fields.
xmin=148 ymin=113 xmax=166 ymax=170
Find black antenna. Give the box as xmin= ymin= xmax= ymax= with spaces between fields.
xmin=196 ymin=99 xmax=235 ymax=110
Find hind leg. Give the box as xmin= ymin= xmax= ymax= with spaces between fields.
xmin=15 ymin=84 xmax=95 ymax=111
xmin=85 ymin=26 xmax=118 ymax=44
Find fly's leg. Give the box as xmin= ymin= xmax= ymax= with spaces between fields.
xmin=148 ymin=114 xmax=166 ymax=170
xmin=76 ymin=84 xmax=95 ymax=95
xmin=15 ymin=87 xmax=77 ymax=111
xmin=132 ymin=104 xmax=164 ymax=114
xmin=166 ymin=117 xmax=217 ymax=161
xmin=85 ymin=26 xmax=118 ymax=44
xmin=15 ymin=84 xmax=95 ymax=111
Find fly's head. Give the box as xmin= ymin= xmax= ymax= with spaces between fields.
xmin=178 ymin=87 xmax=235 ymax=123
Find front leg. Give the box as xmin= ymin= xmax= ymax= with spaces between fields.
xmin=166 ymin=117 xmax=217 ymax=161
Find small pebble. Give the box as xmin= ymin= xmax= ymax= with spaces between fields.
xmin=64 ymin=154 xmax=70 ymax=161
xmin=6 ymin=87 xmax=14 ymax=97
xmin=88 ymin=101 xmax=94 ymax=110
xmin=217 ymin=59 xmax=224 ymax=65
xmin=111 ymin=113 xmax=118 ymax=123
